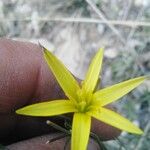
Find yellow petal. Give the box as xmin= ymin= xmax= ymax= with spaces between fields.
xmin=82 ymin=48 xmax=104 ymax=93
xmin=71 ymin=113 xmax=91 ymax=150
xmin=91 ymin=107 xmax=143 ymax=134
xmin=44 ymin=47 xmax=80 ymax=101
xmin=94 ymin=76 xmax=146 ymax=106
xmin=16 ymin=100 xmax=76 ymax=116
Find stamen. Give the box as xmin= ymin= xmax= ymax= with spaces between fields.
xmin=78 ymin=101 xmax=86 ymax=112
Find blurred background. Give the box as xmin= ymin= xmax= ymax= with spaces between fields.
xmin=0 ymin=0 xmax=150 ymax=149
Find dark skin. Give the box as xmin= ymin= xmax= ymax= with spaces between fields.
xmin=0 ymin=38 xmax=120 ymax=149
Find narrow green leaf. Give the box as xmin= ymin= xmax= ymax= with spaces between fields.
xmin=94 ymin=76 xmax=146 ymax=106
xmin=44 ymin=47 xmax=80 ymax=101
xmin=82 ymin=48 xmax=104 ymax=93
xmin=71 ymin=113 xmax=91 ymax=150
xmin=91 ymin=107 xmax=143 ymax=134
xmin=16 ymin=100 xmax=76 ymax=116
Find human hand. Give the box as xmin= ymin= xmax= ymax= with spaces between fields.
xmin=0 ymin=38 xmax=120 ymax=149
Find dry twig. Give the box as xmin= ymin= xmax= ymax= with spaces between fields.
xmin=2 ymin=17 xmax=150 ymax=27
xmin=85 ymin=0 xmax=125 ymax=44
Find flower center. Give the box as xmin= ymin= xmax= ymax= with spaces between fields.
xmin=78 ymin=101 xmax=87 ymax=112
xmin=76 ymin=89 xmax=95 ymax=113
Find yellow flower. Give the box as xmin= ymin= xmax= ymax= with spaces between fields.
xmin=16 ymin=47 xmax=146 ymax=150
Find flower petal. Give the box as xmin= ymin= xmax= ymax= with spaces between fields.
xmin=82 ymin=48 xmax=104 ymax=93
xmin=44 ymin=47 xmax=80 ymax=101
xmin=91 ymin=107 xmax=143 ymax=134
xmin=94 ymin=76 xmax=146 ymax=106
xmin=16 ymin=100 xmax=76 ymax=116
xmin=71 ymin=113 xmax=91 ymax=150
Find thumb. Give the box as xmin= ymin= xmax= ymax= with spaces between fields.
xmin=0 ymin=38 xmax=65 ymax=144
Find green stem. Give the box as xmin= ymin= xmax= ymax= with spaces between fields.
xmin=46 ymin=120 xmax=71 ymax=134
xmin=90 ymin=132 xmax=107 ymax=150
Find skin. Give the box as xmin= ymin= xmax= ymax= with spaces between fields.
xmin=0 ymin=38 xmax=120 ymax=149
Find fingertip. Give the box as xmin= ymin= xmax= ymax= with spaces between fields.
xmin=91 ymin=117 xmax=121 ymax=141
